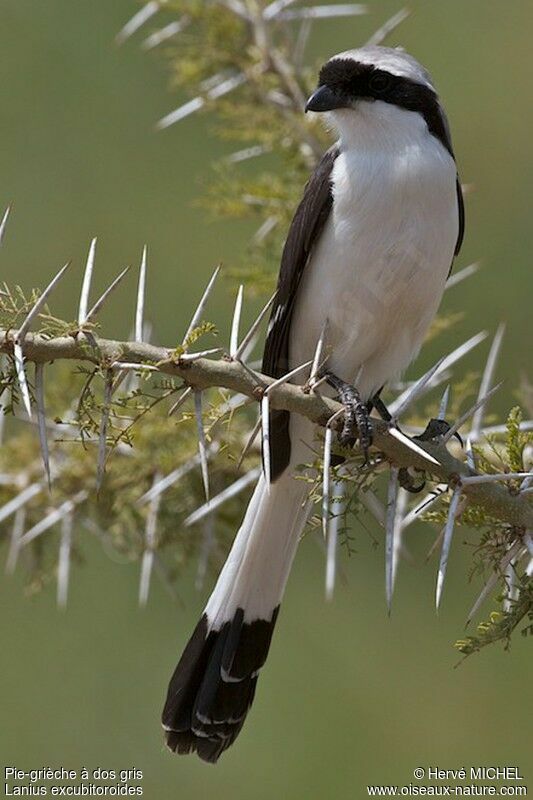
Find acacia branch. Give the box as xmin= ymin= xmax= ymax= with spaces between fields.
xmin=1 ymin=330 xmax=532 ymax=531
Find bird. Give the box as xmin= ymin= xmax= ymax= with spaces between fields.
xmin=162 ymin=45 xmax=464 ymax=763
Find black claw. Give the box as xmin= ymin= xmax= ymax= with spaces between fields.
xmin=416 ymin=417 xmax=464 ymax=448
xmin=398 ymin=467 xmax=426 ymax=494
xmin=415 ymin=418 xmax=452 ymax=442
xmin=325 ymin=372 xmax=373 ymax=457
xmin=368 ymin=392 xmax=392 ymax=422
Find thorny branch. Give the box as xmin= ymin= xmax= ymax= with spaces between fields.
xmin=0 ymin=329 xmax=531 ymax=530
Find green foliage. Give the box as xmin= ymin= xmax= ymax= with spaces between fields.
xmin=160 ymin=0 xmax=329 ymax=288
xmin=455 ymin=573 xmax=533 ymax=660
xmin=506 ymin=405 xmax=532 ymax=472
xmin=0 ymin=351 xmax=260 ymax=594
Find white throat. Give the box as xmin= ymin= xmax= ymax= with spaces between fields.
xmin=327 ymin=100 xmax=435 ymax=155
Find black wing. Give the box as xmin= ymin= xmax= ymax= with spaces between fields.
xmin=262 ymin=144 xmax=339 ymax=481
xmin=430 ymin=102 xmax=464 ymax=263
xmin=436 ymin=106 xmax=464 ymax=264
xmin=454 ymin=176 xmax=465 ymax=257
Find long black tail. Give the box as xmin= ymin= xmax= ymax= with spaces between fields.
xmin=162 ymin=457 xmax=310 ymax=763
xmin=162 ymin=607 xmax=279 ymax=763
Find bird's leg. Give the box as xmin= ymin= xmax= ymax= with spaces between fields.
xmin=324 ymin=371 xmax=373 ymax=460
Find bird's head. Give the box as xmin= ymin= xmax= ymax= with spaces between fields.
xmin=305 ymin=46 xmax=451 ymax=153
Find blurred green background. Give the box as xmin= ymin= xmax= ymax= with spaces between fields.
xmin=0 ymin=1 xmax=531 ymax=798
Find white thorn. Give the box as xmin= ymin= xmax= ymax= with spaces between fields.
xmin=294 ymin=16 xmax=313 ymax=67
xmin=0 ymin=205 xmax=11 ymax=245
xmin=365 ymin=7 xmax=410 ymax=45
xmin=185 ymin=467 xmax=261 ymax=527
xmin=503 ymin=556 xmax=518 ymax=614
xmin=35 ymin=363 xmax=51 ymax=490
xmin=385 ymin=466 xmax=400 ymax=614
xmin=310 ymin=320 xmax=328 ymax=385
xmin=322 ymin=427 xmax=333 ymax=540
xmin=442 ymin=382 xmax=503 ymax=444
xmin=215 ymin=0 xmax=250 ymax=20
xmin=216 ymin=391 xmax=251 ymax=417
xmin=96 ymin=371 xmax=113 ymax=492
xmin=0 ymin=354 xmax=6 ymax=445
xmin=227 ymin=146 xmax=271 ymax=166
xmin=438 ymin=385 xmax=451 ymax=420
xmin=116 ymin=1 xmax=160 ymax=45
xmin=84 ymin=267 xmax=130 ymax=324
xmin=325 ymin=476 xmax=346 ymax=602
xmin=465 ymin=436 xmax=476 ymax=470
xmin=157 ymin=72 xmax=248 ymax=130
xmin=194 ymin=391 xmax=210 ymax=501
xmin=135 ymin=245 xmax=147 ymax=343
xmin=265 ymin=359 xmax=314 ymax=395
xmin=18 ymin=262 xmax=71 ymax=343
xmin=237 ymin=415 xmax=261 ymax=469
xmin=263 ymin=0 xmax=299 ymax=20
xmin=392 ymin=357 xmax=446 ymax=419
xmin=57 ymin=510 xmax=73 ymax=608
xmin=137 ymin=443 xmax=220 ymax=506
xmin=78 ymin=238 xmax=97 ymax=325
xmin=182 ymin=266 xmax=220 ymax=345
xmin=195 ymin=513 xmax=216 ymax=592
xmin=230 ymin=285 xmax=244 ymax=357
xmin=470 ymin=323 xmax=505 ymax=439
xmin=438 ymin=331 xmax=488 ymax=373
xmin=141 ymin=16 xmax=190 ymax=50
xmin=139 ymin=472 xmax=162 ymax=607
xmin=13 ymin=342 xmax=32 ymax=418
xmin=435 ymin=487 xmax=462 ymax=610
xmin=466 ymin=540 xmax=524 ymax=626
xmin=156 ymin=97 xmax=204 ymax=128
xmin=19 ymin=491 xmax=88 ymax=547
xmin=179 ymin=348 xmax=222 ymax=363
xmin=526 ymin=532 xmax=533 ymax=578
xmin=360 ymin=489 xmax=386 ymax=527
xmin=392 ymin=488 xmax=409 ymax=590
xmin=239 ymin=359 xmax=267 ymax=388
xmin=234 ymin=291 xmax=276 ymax=361
xmin=445 ymin=262 xmax=480 ymax=290
xmin=0 ymin=483 xmax=42 ymax=527
xmin=469 ymin=420 xmax=533 ymax=442
xmin=168 ymin=386 xmax=192 ymax=417
xmin=521 ymin=473 xmax=533 ymax=492
xmin=389 ymin=332 xmax=487 ymax=417
xmin=111 ymin=361 xmax=158 ymax=372
xmin=461 ymin=472 xmax=532 ymax=486
xmin=5 ymin=506 xmax=26 ymax=574
xmin=388 ymin=427 xmax=440 ymax=466
xmin=277 ymin=4 xmax=367 ymax=20
xmin=322 ymin=407 xmax=345 ymax=538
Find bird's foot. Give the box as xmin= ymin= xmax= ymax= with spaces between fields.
xmin=324 ymin=372 xmax=373 ymax=461
xmin=416 ymin=417 xmax=463 ymax=447
xmin=396 ymin=418 xmax=462 ymax=495
xmin=398 ymin=467 xmax=426 ymax=494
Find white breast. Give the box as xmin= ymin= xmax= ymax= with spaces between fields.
xmin=290 ymin=100 xmax=459 ymax=401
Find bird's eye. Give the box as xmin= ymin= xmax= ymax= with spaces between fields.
xmin=369 ymin=73 xmax=391 ymax=93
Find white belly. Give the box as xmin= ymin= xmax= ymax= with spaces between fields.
xmin=290 ymin=133 xmax=458 ymax=401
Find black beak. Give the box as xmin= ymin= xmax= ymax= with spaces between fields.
xmin=305 ymin=85 xmax=346 ymax=113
